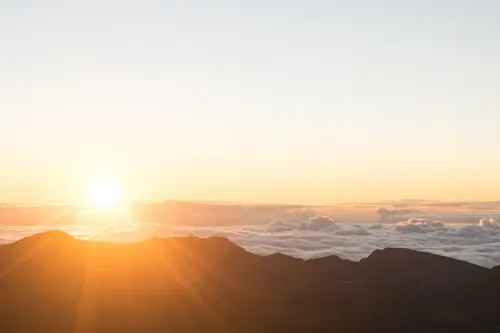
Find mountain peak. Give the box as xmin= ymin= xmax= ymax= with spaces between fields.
xmin=13 ymin=230 xmax=75 ymax=247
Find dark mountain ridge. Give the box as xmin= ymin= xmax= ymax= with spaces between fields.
xmin=0 ymin=231 xmax=498 ymax=333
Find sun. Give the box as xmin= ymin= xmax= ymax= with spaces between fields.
xmin=86 ymin=176 xmax=121 ymax=207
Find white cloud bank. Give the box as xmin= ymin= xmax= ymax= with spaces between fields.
xmin=1 ymin=217 xmax=500 ymax=268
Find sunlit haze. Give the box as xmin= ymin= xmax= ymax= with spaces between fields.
xmin=1 ymin=1 xmax=500 ymax=204
xmin=86 ymin=176 xmax=121 ymax=207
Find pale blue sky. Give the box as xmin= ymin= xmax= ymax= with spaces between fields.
xmin=1 ymin=1 xmax=499 ymax=203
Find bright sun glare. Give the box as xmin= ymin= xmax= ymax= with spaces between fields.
xmin=87 ymin=176 xmax=121 ymax=207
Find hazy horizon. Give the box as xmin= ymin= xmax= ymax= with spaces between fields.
xmin=1 ymin=199 xmax=500 ymax=267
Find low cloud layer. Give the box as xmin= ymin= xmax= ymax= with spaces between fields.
xmin=1 ymin=216 xmax=500 ymax=268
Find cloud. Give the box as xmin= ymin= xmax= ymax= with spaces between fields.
xmin=389 ymin=218 xmax=446 ymax=233
xmin=267 ymin=216 xmax=341 ymax=232
xmin=299 ymin=216 xmax=338 ymax=231
xmin=267 ymin=220 xmax=295 ymax=232
xmin=377 ymin=207 xmax=416 ymax=216
xmin=479 ymin=218 xmax=500 ymax=230
xmin=1 ymin=216 xmax=500 ymax=268
xmin=335 ymin=225 xmax=370 ymax=236
xmin=455 ymin=225 xmax=488 ymax=238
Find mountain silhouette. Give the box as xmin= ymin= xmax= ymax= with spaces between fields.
xmin=0 ymin=231 xmax=498 ymax=333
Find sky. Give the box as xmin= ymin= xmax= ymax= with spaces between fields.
xmin=1 ymin=1 xmax=500 ymax=204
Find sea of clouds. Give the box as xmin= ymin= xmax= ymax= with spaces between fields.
xmin=1 ymin=215 xmax=500 ymax=268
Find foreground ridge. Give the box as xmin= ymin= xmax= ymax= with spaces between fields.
xmin=0 ymin=231 xmax=498 ymax=333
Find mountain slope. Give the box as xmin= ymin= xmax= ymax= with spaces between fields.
xmin=0 ymin=231 xmax=497 ymax=333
